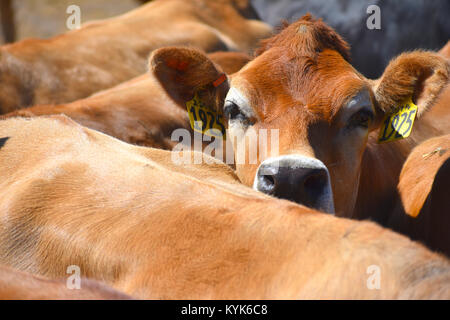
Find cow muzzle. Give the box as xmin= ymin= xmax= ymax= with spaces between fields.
xmin=253 ymin=155 xmax=335 ymax=214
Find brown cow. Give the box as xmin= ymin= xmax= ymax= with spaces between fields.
xmin=387 ymin=135 xmax=450 ymax=256
xmin=1 ymin=51 xmax=249 ymax=151
xmin=0 ymin=0 xmax=271 ymax=114
xmin=421 ymin=40 xmax=450 ymax=132
xmin=150 ymin=15 xmax=449 ymax=223
xmin=0 ymin=265 xmax=132 ymax=300
xmin=0 ymin=115 xmax=449 ymax=299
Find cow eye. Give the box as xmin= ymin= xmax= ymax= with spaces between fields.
xmin=347 ymin=109 xmax=374 ymax=129
xmin=224 ymin=101 xmax=248 ymax=122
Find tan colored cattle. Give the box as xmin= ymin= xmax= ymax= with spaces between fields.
xmin=421 ymin=40 xmax=450 ymax=132
xmin=387 ymin=135 xmax=450 ymax=256
xmin=0 ymin=265 xmax=132 ymax=300
xmin=1 ymin=51 xmax=249 ymax=151
xmin=150 ymin=15 xmax=449 ymax=224
xmin=0 ymin=115 xmax=449 ymax=299
xmin=0 ymin=0 xmax=271 ymax=114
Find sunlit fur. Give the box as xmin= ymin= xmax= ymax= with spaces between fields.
xmin=388 ymin=135 xmax=450 ymax=256
xmin=0 ymin=0 xmax=271 ymax=114
xmin=0 ymin=116 xmax=449 ymax=299
xmin=1 ymin=51 xmax=249 ymax=152
xmin=0 ymin=264 xmax=132 ymax=300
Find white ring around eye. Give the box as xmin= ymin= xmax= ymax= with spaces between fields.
xmin=225 ymin=87 xmax=255 ymax=120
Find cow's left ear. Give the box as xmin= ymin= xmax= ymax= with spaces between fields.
xmin=150 ymin=46 xmax=229 ymax=109
xmin=372 ymin=51 xmax=450 ymax=118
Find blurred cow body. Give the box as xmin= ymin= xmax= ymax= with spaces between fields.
xmin=0 ymin=264 xmax=132 ymax=300
xmin=0 ymin=0 xmax=15 ymax=44
xmin=252 ymin=0 xmax=450 ymax=78
xmin=0 ymin=116 xmax=449 ymax=299
xmin=1 ymin=51 xmax=249 ymax=151
xmin=0 ymin=0 xmax=271 ymax=114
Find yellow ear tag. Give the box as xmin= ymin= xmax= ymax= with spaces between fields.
xmin=378 ymin=98 xmax=418 ymax=143
xmin=186 ymin=92 xmax=226 ymax=139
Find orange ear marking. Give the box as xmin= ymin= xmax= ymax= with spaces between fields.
xmin=213 ymin=74 xmax=227 ymax=87
xmin=166 ymin=59 xmax=189 ymax=71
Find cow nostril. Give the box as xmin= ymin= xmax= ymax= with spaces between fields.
xmin=258 ymin=174 xmax=276 ymax=193
xmin=263 ymin=174 xmax=275 ymax=186
xmin=303 ymin=172 xmax=327 ymax=199
xmin=263 ymin=175 xmax=275 ymax=186
xmin=255 ymin=156 xmax=334 ymax=213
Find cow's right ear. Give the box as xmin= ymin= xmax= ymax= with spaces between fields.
xmin=150 ymin=47 xmax=228 ymax=109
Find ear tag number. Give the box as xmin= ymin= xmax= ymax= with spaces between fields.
xmin=378 ymin=99 xmax=418 ymax=143
xmin=186 ymin=92 xmax=226 ymax=139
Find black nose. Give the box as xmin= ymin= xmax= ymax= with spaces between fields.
xmin=255 ymin=158 xmax=333 ymax=213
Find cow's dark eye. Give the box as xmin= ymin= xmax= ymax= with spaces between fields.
xmin=347 ymin=109 xmax=374 ymax=129
xmin=224 ymin=101 xmax=248 ymax=122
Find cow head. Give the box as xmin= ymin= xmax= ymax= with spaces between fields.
xmin=151 ymin=15 xmax=449 ymax=215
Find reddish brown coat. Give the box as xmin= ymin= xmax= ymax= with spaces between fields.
xmin=0 ymin=116 xmax=449 ymax=299
xmin=0 ymin=0 xmax=271 ymax=114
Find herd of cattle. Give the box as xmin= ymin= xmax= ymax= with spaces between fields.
xmin=0 ymin=0 xmax=449 ymax=299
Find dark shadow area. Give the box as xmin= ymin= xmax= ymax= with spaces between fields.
xmin=0 ymin=137 xmax=10 ymax=149
xmin=0 ymin=0 xmax=15 ymax=43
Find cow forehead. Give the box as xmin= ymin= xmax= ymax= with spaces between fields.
xmin=230 ymin=48 xmax=368 ymax=121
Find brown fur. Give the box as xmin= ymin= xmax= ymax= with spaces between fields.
xmin=439 ymin=41 xmax=450 ymax=60
xmin=0 ymin=264 xmax=132 ymax=300
xmin=1 ymin=51 xmax=249 ymax=151
xmin=0 ymin=0 xmax=271 ymax=114
xmin=151 ymin=16 xmax=449 ymax=252
xmin=420 ymin=41 xmax=450 ymax=132
xmin=153 ymin=16 xmax=450 ymax=258
xmin=0 ymin=115 xmax=449 ymax=299
xmin=385 ymin=135 xmax=450 ymax=256
xmin=353 ymin=42 xmax=450 ymax=229
xmin=0 ymin=0 xmax=15 ymax=44
xmin=255 ymin=14 xmax=351 ymax=62
xmin=206 ymin=51 xmax=251 ymax=75
xmin=372 ymin=51 xmax=450 ymax=116
xmin=399 ymin=135 xmax=449 ymax=218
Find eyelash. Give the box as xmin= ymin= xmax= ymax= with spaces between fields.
xmin=347 ymin=110 xmax=374 ymax=129
xmin=224 ymin=101 xmax=248 ymax=122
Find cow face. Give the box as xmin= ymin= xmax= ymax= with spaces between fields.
xmin=226 ymin=50 xmax=371 ymax=214
xmin=152 ymin=15 xmax=449 ymax=215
